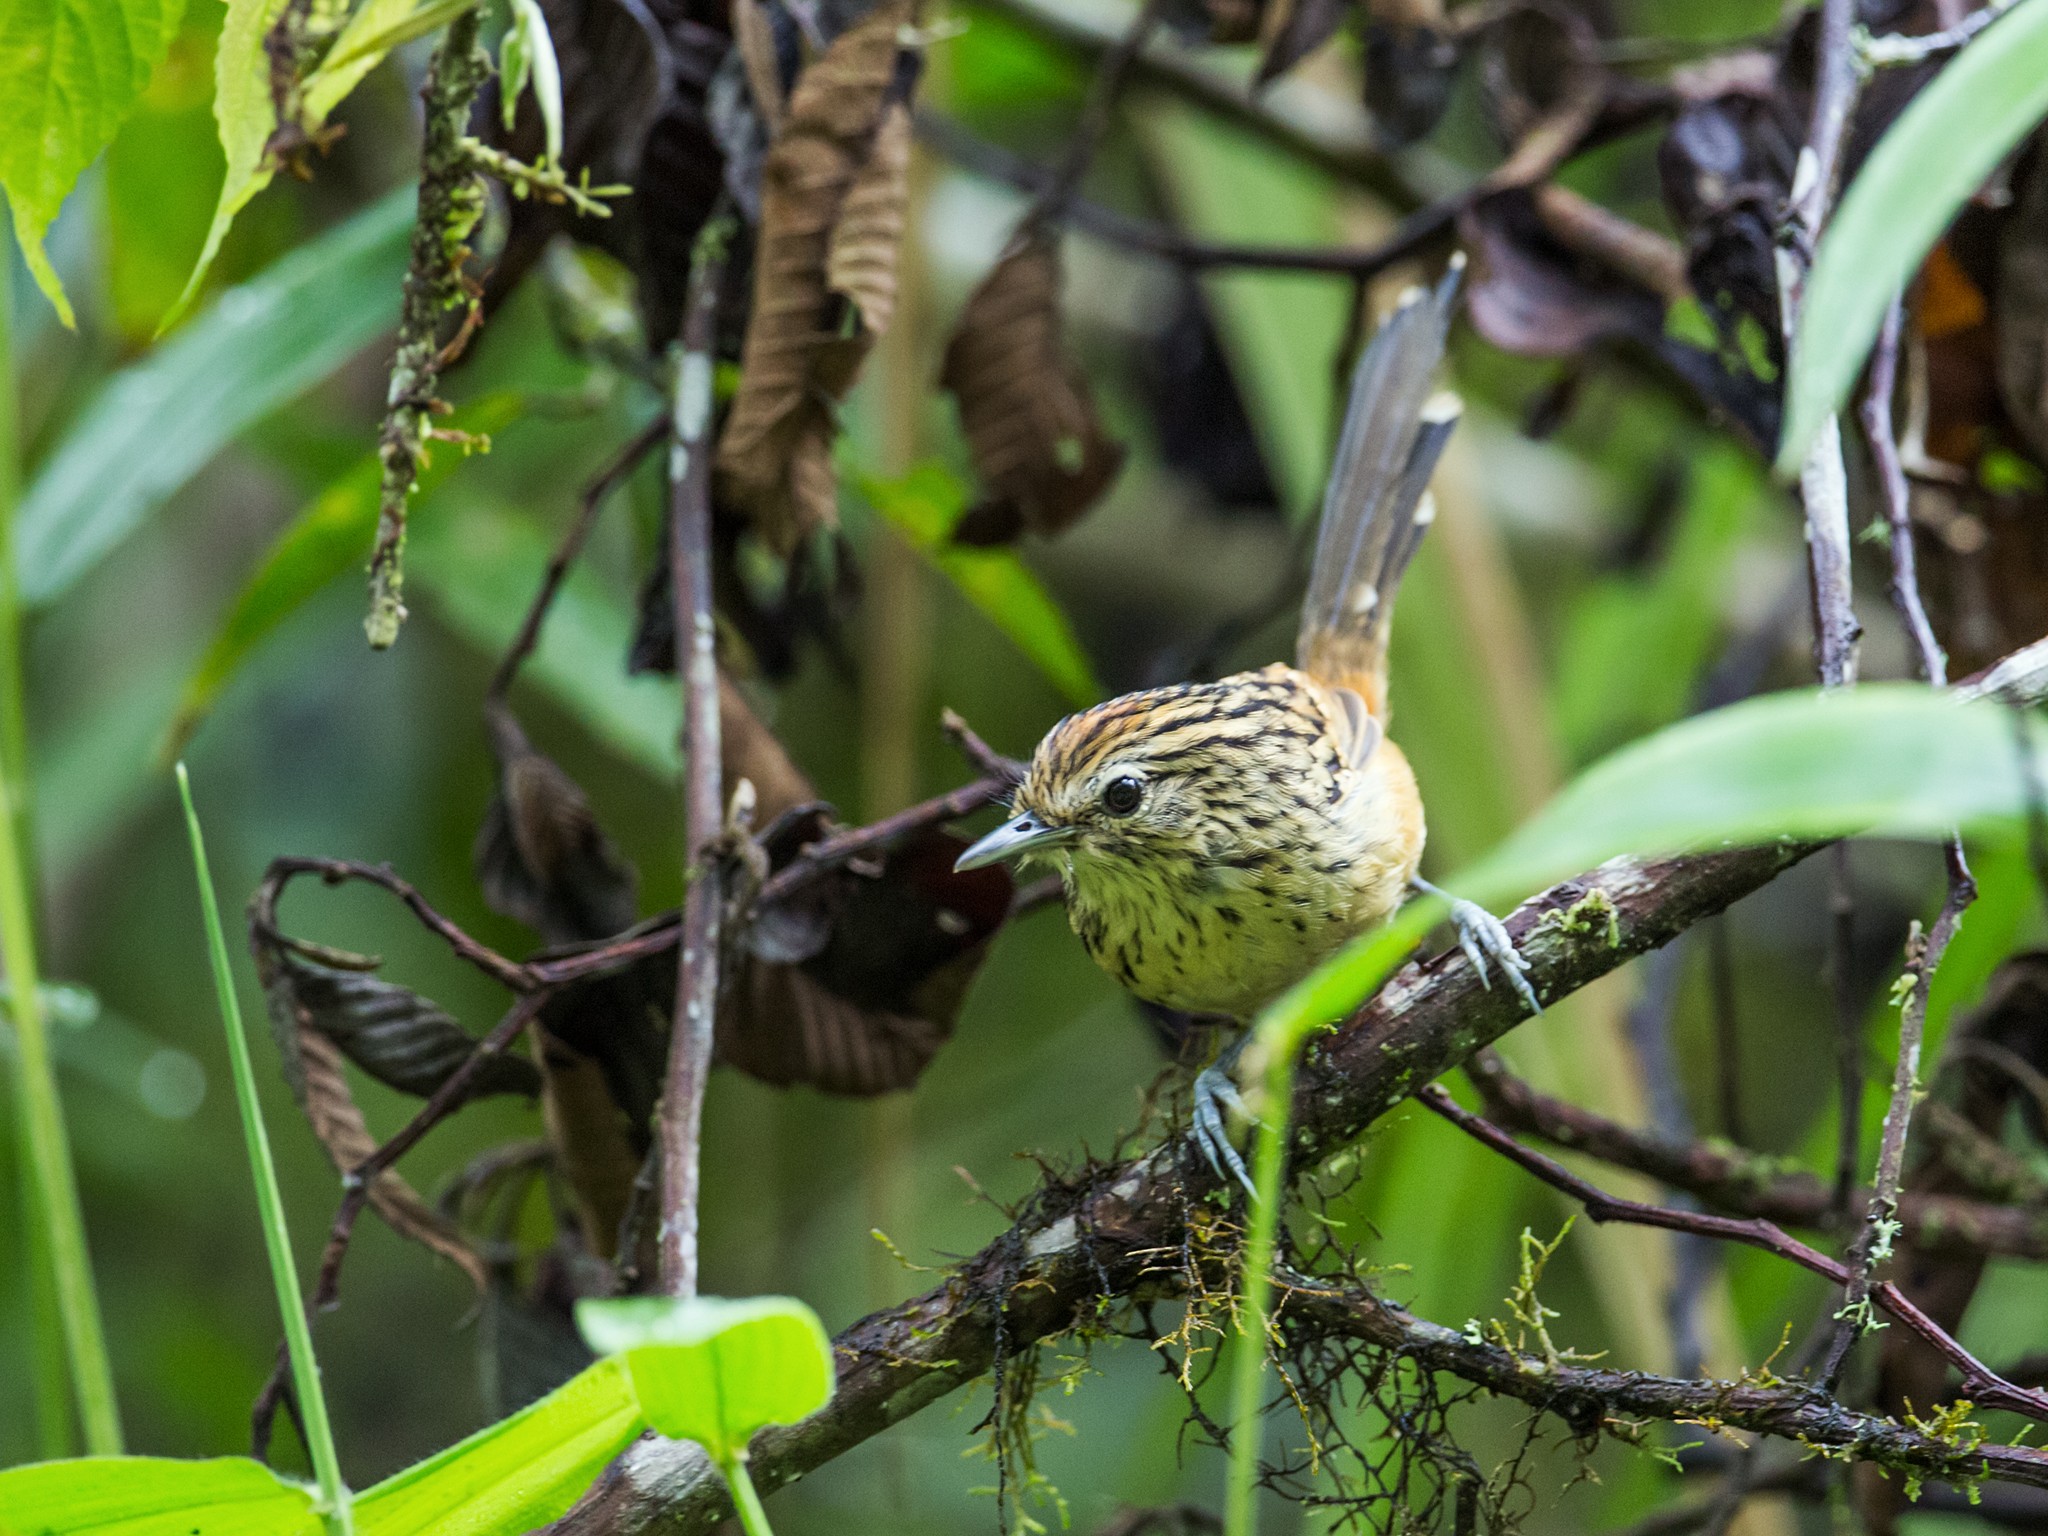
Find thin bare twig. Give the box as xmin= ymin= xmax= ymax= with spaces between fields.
xmin=918 ymin=112 xmax=1456 ymax=276
xmin=1860 ymin=0 xmax=2017 ymax=66
xmin=752 ymin=773 xmax=1014 ymax=910
xmin=1463 ymin=1053 xmax=2048 ymax=1261
xmin=252 ymin=856 xmax=538 ymax=993
xmin=658 ymin=205 xmax=738 ymax=1300
xmin=487 ymin=418 xmax=666 ymax=704
xmin=1418 ymin=1085 xmax=2048 ymax=1420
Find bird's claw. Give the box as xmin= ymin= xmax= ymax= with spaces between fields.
xmin=1446 ymin=896 xmax=1542 ymax=1015
xmin=1191 ymin=1060 xmax=1260 ymax=1199
xmin=1412 ymin=875 xmax=1541 ymax=1015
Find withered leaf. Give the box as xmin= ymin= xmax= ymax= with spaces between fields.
xmin=941 ymin=226 xmax=1126 ymax=543
xmin=825 ymin=100 xmax=912 ymax=337
xmin=294 ymin=1022 xmax=490 ymax=1289
xmin=719 ymin=820 xmax=1013 ymax=1095
xmin=1461 ymin=192 xmax=1777 ymax=451
xmin=261 ymin=942 xmax=542 ymax=1102
xmin=1363 ymin=21 xmax=1460 ymax=148
xmin=717 ymin=0 xmax=915 ymax=553
xmin=1256 ymin=0 xmax=1351 ymax=88
xmin=533 ymin=1020 xmax=648 ymax=1260
xmin=477 ymin=709 xmax=640 ymax=946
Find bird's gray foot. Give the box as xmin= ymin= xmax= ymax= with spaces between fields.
xmin=1191 ymin=1036 xmax=1260 ymax=1199
xmin=1411 ymin=876 xmax=1542 ymax=1015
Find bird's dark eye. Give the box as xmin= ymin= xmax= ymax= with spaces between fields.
xmin=1101 ymin=775 xmax=1144 ymax=816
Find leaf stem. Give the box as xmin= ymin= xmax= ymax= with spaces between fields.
xmin=1223 ymin=901 xmax=1439 ymax=1536
xmin=0 ymin=245 xmax=123 ymax=1455
xmin=176 ymin=764 xmax=350 ymax=1535
xmin=719 ymin=1454 xmax=778 ymax=1536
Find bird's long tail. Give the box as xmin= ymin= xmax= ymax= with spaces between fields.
xmin=1295 ymin=257 xmax=1463 ymax=719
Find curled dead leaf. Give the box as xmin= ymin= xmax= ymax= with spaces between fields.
xmin=532 ymin=1020 xmax=647 ymax=1260
xmin=717 ymin=0 xmax=916 ymax=553
xmin=260 ymin=939 xmax=542 ymax=1102
xmin=1256 ymin=0 xmax=1351 ymax=88
xmin=477 ymin=708 xmax=640 ymax=945
xmin=941 ymin=226 xmax=1126 ymax=545
xmin=294 ymin=1023 xmax=490 ymax=1289
xmin=826 ymin=100 xmax=912 ymax=337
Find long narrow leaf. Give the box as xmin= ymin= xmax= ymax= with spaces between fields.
xmin=20 ymin=190 xmax=414 ymax=606
xmin=1777 ymin=0 xmax=2048 ymax=473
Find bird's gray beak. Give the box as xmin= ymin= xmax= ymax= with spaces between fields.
xmin=954 ymin=812 xmax=1073 ymax=871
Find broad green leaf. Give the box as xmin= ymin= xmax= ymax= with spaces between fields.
xmin=300 ymin=0 xmax=477 ymax=126
xmin=164 ymin=394 xmax=525 ymax=756
xmin=0 ymin=0 xmax=186 ymax=324
xmin=856 ymin=462 xmax=1102 ymax=708
xmin=1777 ymin=0 xmax=2048 ymax=474
xmin=0 ymin=1454 xmax=318 ymax=1535
xmin=20 ymin=188 xmax=413 ymax=607
xmin=576 ymin=1295 xmax=836 ymax=1462
xmin=1465 ymin=684 xmax=2035 ymax=904
xmin=354 ymin=1356 xmax=641 ymax=1536
xmin=408 ymin=495 xmax=681 ymax=776
xmin=167 ymin=0 xmax=289 ymax=325
xmin=104 ymin=20 xmax=221 ymax=340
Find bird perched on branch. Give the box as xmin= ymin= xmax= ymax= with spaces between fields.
xmin=956 ymin=258 xmax=1536 ymax=1189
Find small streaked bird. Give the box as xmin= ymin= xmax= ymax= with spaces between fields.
xmin=956 ymin=259 xmax=1537 ymax=1189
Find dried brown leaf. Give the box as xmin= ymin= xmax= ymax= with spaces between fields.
xmin=718 ymin=0 xmax=913 ymax=553
xmin=477 ymin=709 xmax=639 ymax=945
xmin=532 ymin=1021 xmax=646 ymax=1260
xmin=721 ymin=671 xmax=817 ymax=820
xmin=297 ymin=1029 xmax=489 ymax=1289
xmin=264 ymin=945 xmax=542 ymax=1101
xmin=1256 ymin=0 xmax=1350 ymax=87
xmin=826 ymin=100 xmax=911 ymax=337
xmin=941 ymin=226 xmax=1126 ymax=541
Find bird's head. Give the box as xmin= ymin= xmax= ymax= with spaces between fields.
xmin=954 ymin=671 xmax=1369 ymax=880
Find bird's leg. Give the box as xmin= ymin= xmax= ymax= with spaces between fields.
xmin=1191 ymin=1030 xmax=1260 ymax=1199
xmin=1410 ymin=875 xmax=1542 ymax=1015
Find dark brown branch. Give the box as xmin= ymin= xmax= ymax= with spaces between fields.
xmin=659 ymin=206 xmax=737 ymax=1299
xmin=309 ymin=993 xmax=547 ymax=1310
xmin=251 ymin=856 xmax=539 ymax=993
xmin=918 ymin=111 xmax=1457 ymax=276
xmin=488 ymin=418 xmax=666 ymax=704
xmin=751 ymin=773 xmax=1014 ymax=910
xmin=1417 ymin=1085 xmax=2048 ymax=1421
xmin=550 ymin=843 xmax=1871 ymax=1536
xmin=958 ymin=0 xmax=1417 ymax=207
xmin=1286 ymin=1280 xmax=2048 ymax=1499
xmin=1462 ymin=1053 xmax=2048 ymax=1261
xmin=940 ymin=707 xmax=1024 ymax=783
xmin=1035 ymin=0 xmax=1167 ymax=220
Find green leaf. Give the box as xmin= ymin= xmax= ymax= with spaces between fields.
xmin=354 ymin=1356 xmax=642 ymax=1536
xmin=0 ymin=1454 xmax=319 ymax=1535
xmin=301 ymin=0 xmax=477 ymax=127
xmin=19 ymin=188 xmax=413 ymax=608
xmin=164 ymin=394 xmax=525 ymax=757
xmin=1777 ymin=0 xmax=2048 ymax=474
xmin=856 ymin=462 xmax=1102 ymax=708
xmin=0 ymin=0 xmax=186 ymax=325
xmin=407 ymin=494 xmax=681 ymax=777
xmin=166 ymin=0 xmax=289 ymax=325
xmin=576 ymin=1295 xmax=836 ymax=1463
xmin=1463 ymin=684 xmax=2035 ymax=905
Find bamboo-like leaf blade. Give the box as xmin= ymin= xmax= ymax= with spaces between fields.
xmin=1778 ymin=0 xmax=2048 ymax=473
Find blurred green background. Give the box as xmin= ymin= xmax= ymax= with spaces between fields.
xmin=3 ymin=0 xmax=2044 ymax=1531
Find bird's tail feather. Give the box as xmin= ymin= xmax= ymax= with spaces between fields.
xmin=1296 ymin=258 xmax=1464 ymax=717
